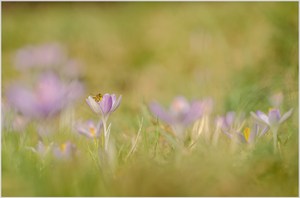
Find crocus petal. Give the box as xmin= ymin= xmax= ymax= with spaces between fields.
xmin=149 ymin=102 xmax=173 ymax=125
xmin=183 ymin=101 xmax=203 ymax=125
xmin=257 ymin=111 xmax=270 ymax=124
xmin=100 ymin=94 xmax=113 ymax=115
xmin=170 ymin=96 xmax=190 ymax=116
xmin=268 ymin=109 xmax=281 ymax=126
xmin=86 ymin=96 xmax=101 ymax=114
xmin=6 ymin=85 xmax=39 ymax=118
xmin=279 ymin=108 xmax=293 ymax=124
xmin=76 ymin=120 xmax=101 ymax=138
xmin=251 ymin=111 xmax=269 ymax=125
xmin=225 ymin=112 xmax=235 ymax=127
xmin=248 ymin=126 xmax=258 ymax=143
xmin=111 ymin=95 xmax=122 ymax=112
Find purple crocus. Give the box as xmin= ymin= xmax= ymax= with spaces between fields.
xmin=149 ymin=96 xmax=204 ymax=137
xmin=217 ymin=111 xmax=236 ymax=136
xmin=6 ymin=72 xmax=82 ymax=120
xmin=86 ymin=93 xmax=122 ymax=119
xmin=251 ymin=108 xmax=293 ymax=130
xmin=28 ymin=140 xmax=53 ymax=158
xmin=53 ymin=141 xmax=76 ymax=160
xmin=86 ymin=93 xmax=122 ymax=151
xmin=76 ymin=120 xmax=102 ymax=139
xmin=14 ymin=43 xmax=66 ymax=70
xmin=251 ymin=108 xmax=293 ymax=152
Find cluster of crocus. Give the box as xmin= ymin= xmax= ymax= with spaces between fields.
xmin=29 ymin=140 xmax=77 ymax=160
xmin=4 ymin=43 xmax=85 ymax=161
xmin=149 ymin=95 xmax=294 ymax=153
xmin=5 ymin=43 xmax=85 ymax=126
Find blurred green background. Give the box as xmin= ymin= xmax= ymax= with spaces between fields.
xmin=2 ymin=2 xmax=298 ymax=196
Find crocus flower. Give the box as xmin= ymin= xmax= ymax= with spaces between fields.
xmin=218 ymin=111 xmax=236 ymax=137
xmin=149 ymin=96 xmax=204 ymax=138
xmin=14 ymin=43 xmax=66 ymax=70
xmin=6 ymin=72 xmax=82 ymax=120
xmin=250 ymin=108 xmax=293 ymax=130
xmin=86 ymin=93 xmax=122 ymax=119
xmin=76 ymin=120 xmax=102 ymax=139
xmin=251 ymin=108 xmax=293 ymax=152
xmin=53 ymin=141 xmax=76 ymax=160
xmin=27 ymin=140 xmax=53 ymax=158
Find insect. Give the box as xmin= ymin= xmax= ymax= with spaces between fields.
xmin=92 ymin=93 xmax=103 ymax=102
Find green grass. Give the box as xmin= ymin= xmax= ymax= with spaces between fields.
xmin=2 ymin=2 xmax=298 ymax=196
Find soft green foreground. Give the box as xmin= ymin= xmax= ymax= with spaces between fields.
xmin=2 ymin=2 xmax=298 ymax=196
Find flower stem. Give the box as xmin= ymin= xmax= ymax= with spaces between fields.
xmin=102 ymin=117 xmax=109 ymax=151
xmin=272 ymin=128 xmax=278 ymax=154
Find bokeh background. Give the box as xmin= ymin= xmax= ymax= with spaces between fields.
xmin=2 ymin=2 xmax=298 ymax=196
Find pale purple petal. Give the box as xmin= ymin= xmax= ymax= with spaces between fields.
xmin=149 ymin=102 xmax=173 ymax=125
xmin=183 ymin=101 xmax=203 ymax=125
xmin=169 ymin=96 xmax=190 ymax=116
xmin=53 ymin=141 xmax=75 ymax=160
xmin=268 ymin=109 xmax=281 ymax=126
xmin=279 ymin=108 xmax=293 ymax=124
xmin=111 ymin=95 xmax=122 ymax=112
xmin=86 ymin=96 xmax=101 ymax=114
xmin=6 ymin=85 xmax=39 ymax=118
xmin=225 ymin=112 xmax=235 ymax=127
xmin=76 ymin=120 xmax=101 ymax=138
xmin=251 ymin=111 xmax=269 ymax=125
xmin=99 ymin=94 xmax=113 ymax=115
xmin=248 ymin=126 xmax=258 ymax=143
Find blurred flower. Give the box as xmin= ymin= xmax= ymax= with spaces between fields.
xmin=269 ymin=92 xmax=284 ymax=108
xmin=251 ymin=108 xmax=293 ymax=130
xmin=86 ymin=93 xmax=122 ymax=119
xmin=14 ymin=43 xmax=66 ymax=70
xmin=76 ymin=120 xmax=102 ymax=138
xmin=6 ymin=72 xmax=83 ymax=120
xmin=53 ymin=141 xmax=76 ymax=160
xmin=27 ymin=140 xmax=53 ymax=158
xmin=217 ymin=111 xmax=236 ymax=138
xmin=149 ymin=96 xmax=203 ymax=137
xmin=251 ymin=108 xmax=293 ymax=153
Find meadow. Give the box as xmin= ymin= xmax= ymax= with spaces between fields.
xmin=2 ymin=2 xmax=299 ymax=196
